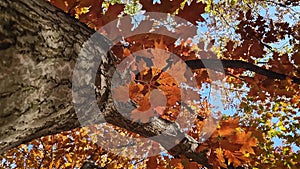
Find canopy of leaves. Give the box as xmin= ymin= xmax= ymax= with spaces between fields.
xmin=1 ymin=0 xmax=300 ymax=169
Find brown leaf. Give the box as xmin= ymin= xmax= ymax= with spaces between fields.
xmin=249 ymin=41 xmax=265 ymax=58
xmin=177 ymin=1 xmax=206 ymax=24
xmin=224 ymin=150 xmax=242 ymax=167
xmin=292 ymin=51 xmax=300 ymax=66
xmin=141 ymin=0 xmax=182 ymax=13
xmin=146 ymin=156 xmax=158 ymax=169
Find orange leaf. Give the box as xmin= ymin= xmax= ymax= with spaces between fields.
xmin=123 ymin=48 xmax=131 ymax=57
xmin=235 ymin=131 xmax=257 ymax=146
xmin=215 ymin=148 xmax=227 ymax=168
xmin=224 ymin=150 xmax=242 ymax=167
xmin=170 ymin=159 xmax=184 ymax=169
xmin=217 ymin=118 xmax=240 ymax=137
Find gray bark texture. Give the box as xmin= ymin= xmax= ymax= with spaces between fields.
xmin=0 ymin=0 xmax=211 ymax=167
xmin=0 ymin=0 xmax=95 ymax=153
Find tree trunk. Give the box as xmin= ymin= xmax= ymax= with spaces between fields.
xmin=0 ymin=0 xmax=95 ymax=153
xmin=0 ymin=0 xmax=212 ymax=167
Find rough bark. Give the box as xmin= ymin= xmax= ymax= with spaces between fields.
xmin=0 ymin=0 xmax=96 ymax=153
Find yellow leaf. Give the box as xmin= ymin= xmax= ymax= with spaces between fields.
xmin=66 ymin=154 xmax=73 ymax=163
xmin=55 ymin=159 xmax=61 ymax=168
xmin=216 ymin=148 xmax=225 ymax=163
xmin=75 ymin=6 xmax=91 ymax=19
xmin=49 ymin=161 xmax=54 ymax=169
xmin=215 ymin=148 xmax=227 ymax=168
xmin=65 ymin=162 xmax=72 ymax=167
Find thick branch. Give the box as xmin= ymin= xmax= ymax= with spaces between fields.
xmin=101 ymin=98 xmax=212 ymax=168
xmin=185 ymin=59 xmax=300 ymax=84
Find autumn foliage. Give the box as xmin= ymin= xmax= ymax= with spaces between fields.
xmin=1 ymin=0 xmax=300 ymax=169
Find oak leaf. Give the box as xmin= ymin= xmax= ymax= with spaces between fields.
xmin=224 ymin=150 xmax=242 ymax=167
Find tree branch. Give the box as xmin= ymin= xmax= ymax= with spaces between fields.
xmin=100 ymin=97 xmax=213 ymax=168
xmin=185 ymin=59 xmax=300 ymax=84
